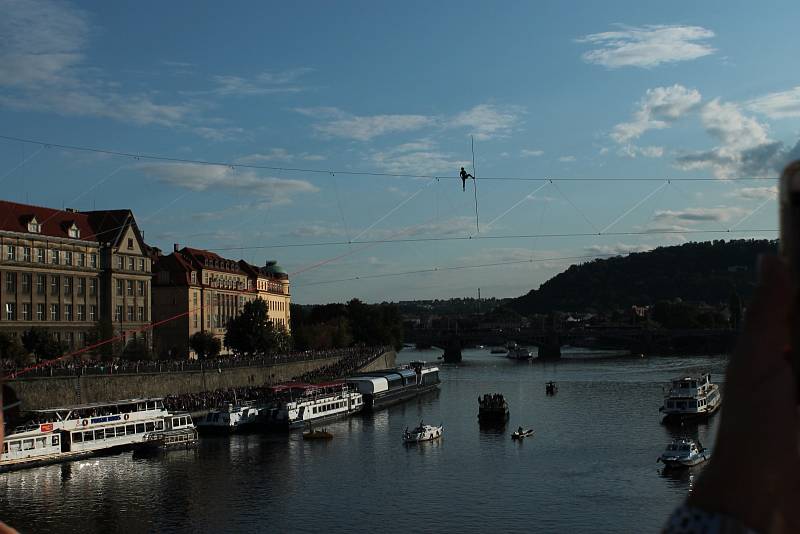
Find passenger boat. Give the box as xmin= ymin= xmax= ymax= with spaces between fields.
xmin=478 ymin=393 xmax=509 ymax=422
xmin=507 ymin=346 xmax=532 ymax=360
xmin=141 ymin=413 xmax=198 ymax=451
xmin=511 ymin=428 xmax=534 ymax=440
xmin=660 ymin=373 xmax=721 ymax=423
xmin=545 ymin=381 xmax=558 ymax=395
xmin=261 ymin=382 xmax=363 ymax=430
xmin=402 ymin=422 xmax=443 ymax=443
xmin=658 ymin=438 xmax=710 ymax=468
xmin=196 ymin=402 xmax=260 ymax=434
xmin=347 ymin=361 xmax=440 ymax=411
xmin=0 ymin=398 xmax=172 ymax=472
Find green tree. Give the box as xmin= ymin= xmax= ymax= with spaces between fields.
xmin=189 ymin=331 xmax=222 ymax=359
xmin=0 ymin=332 xmax=28 ymax=366
xmin=121 ymin=339 xmax=153 ymax=361
xmin=225 ymin=298 xmax=292 ymax=356
xmin=86 ymin=319 xmax=117 ymax=361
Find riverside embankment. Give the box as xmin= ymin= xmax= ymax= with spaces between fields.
xmin=9 ymin=349 xmax=396 ymax=411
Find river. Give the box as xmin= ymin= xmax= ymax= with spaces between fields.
xmin=0 ymin=348 xmax=727 ymax=533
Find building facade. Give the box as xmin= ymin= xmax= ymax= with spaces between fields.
xmin=0 ymin=201 xmax=151 ymax=352
xmin=240 ymin=260 xmax=291 ymax=331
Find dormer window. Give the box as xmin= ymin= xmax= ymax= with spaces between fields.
xmin=68 ymin=223 xmax=80 ymax=239
xmin=27 ymin=217 xmax=41 ymax=233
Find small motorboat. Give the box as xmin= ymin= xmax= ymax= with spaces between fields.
xmin=511 ymin=427 xmax=534 ymax=440
xmin=402 ymin=421 xmax=443 ymax=443
xmin=545 ymin=381 xmax=558 ymax=395
xmin=658 ymin=438 xmax=710 ymax=468
xmin=303 ymin=428 xmax=333 ymax=440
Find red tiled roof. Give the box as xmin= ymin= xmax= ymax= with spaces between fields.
xmin=179 ymin=247 xmax=241 ymax=274
xmin=0 ymin=200 xmax=95 ymax=241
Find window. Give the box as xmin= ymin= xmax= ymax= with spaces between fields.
xmin=83 ymin=432 xmax=93 ymax=442
xmin=145 ymin=422 xmax=155 ymax=432
xmin=116 ymin=279 xmax=123 ymax=296
xmin=5 ymin=303 xmax=16 ymax=321
xmin=51 ymin=249 xmax=59 ymax=265
xmin=116 ymin=256 xmax=123 ymax=269
xmin=22 ymin=303 xmax=30 ymax=321
xmin=36 ymin=304 xmax=44 ymax=321
xmin=63 ymin=276 xmax=72 ymax=296
xmin=22 ymin=439 xmax=34 ymax=451
xmin=36 ymin=274 xmax=45 ymax=295
xmin=95 ymin=430 xmax=104 ymax=440
xmin=139 ymin=258 xmax=145 ymax=271
xmin=64 ymin=304 xmax=72 ymax=321
xmin=127 ymin=280 xmax=133 ymax=296
xmin=21 ymin=273 xmax=30 ymax=293
xmin=127 ymin=238 xmax=134 ymax=249
xmin=89 ymin=305 xmax=97 ymax=321
xmin=37 ymin=248 xmax=45 ymax=263
xmin=115 ymin=306 xmax=122 ymax=321
xmin=127 ymin=306 xmax=133 ymax=321
xmin=77 ymin=278 xmax=85 ymax=296
xmin=28 ymin=220 xmax=40 ymax=233
xmin=137 ymin=306 xmax=144 ymax=322
xmin=105 ymin=428 xmax=115 ymax=439
xmin=128 ymin=257 xmax=134 ymax=271
xmin=50 ymin=276 xmax=59 ymax=295
xmin=193 ymin=314 xmax=198 ymax=328
xmin=64 ymin=251 xmax=72 ymax=265
xmin=78 ymin=252 xmax=85 ymax=267
xmin=135 ymin=423 xmax=145 ymax=433
xmin=126 ymin=424 xmax=135 ymax=434
xmin=6 ymin=245 xmax=16 ymax=261
xmin=89 ymin=278 xmax=97 ymax=296
xmin=50 ymin=304 xmax=58 ymax=321
xmin=5 ymin=272 xmax=16 ymax=293
xmin=72 ymin=432 xmax=83 ymax=443
xmin=68 ymin=225 xmax=80 ymax=239
xmin=22 ymin=247 xmax=30 ymax=262
xmin=137 ymin=280 xmax=144 ymax=296
xmin=90 ymin=253 xmax=97 ymax=268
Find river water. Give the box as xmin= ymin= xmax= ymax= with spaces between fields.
xmin=0 ymin=348 xmax=727 ymax=533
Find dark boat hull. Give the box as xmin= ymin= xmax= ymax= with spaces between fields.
xmin=364 ymin=383 xmax=440 ymax=411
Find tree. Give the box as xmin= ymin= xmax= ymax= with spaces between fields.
xmin=0 ymin=332 xmax=27 ymax=366
xmin=121 ymin=339 xmax=154 ymax=361
xmin=86 ymin=320 xmax=117 ymax=362
xmin=189 ymin=331 xmax=222 ymax=360
xmin=21 ymin=328 xmax=67 ymax=362
xmin=225 ymin=298 xmax=292 ymax=356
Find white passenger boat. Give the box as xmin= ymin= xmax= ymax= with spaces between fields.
xmin=658 ymin=438 xmax=710 ymax=468
xmin=402 ymin=422 xmax=443 ymax=443
xmin=196 ymin=402 xmax=260 ymax=434
xmin=142 ymin=413 xmax=198 ymax=451
xmin=262 ymin=382 xmax=363 ymax=430
xmin=1 ymin=398 xmax=172 ymax=471
xmin=660 ymin=373 xmax=721 ymax=422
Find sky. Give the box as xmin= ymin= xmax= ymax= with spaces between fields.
xmin=0 ymin=0 xmax=796 ymax=304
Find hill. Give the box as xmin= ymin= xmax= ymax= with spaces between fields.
xmin=510 ymin=239 xmax=778 ymax=315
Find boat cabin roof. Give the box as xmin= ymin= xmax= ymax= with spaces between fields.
xmin=671 ymin=373 xmax=711 ymax=384
xmin=267 ymin=381 xmax=346 ymax=394
xmin=33 ymin=397 xmax=164 ymax=414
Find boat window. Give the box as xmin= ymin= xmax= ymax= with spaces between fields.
xmin=52 ymin=435 xmax=59 ymax=446
xmin=173 ymin=418 xmax=179 ymax=427
xmin=106 ymin=428 xmax=116 ymax=439
xmin=313 ymin=407 xmax=317 ymax=414
xmin=180 ymin=417 xmax=187 ymax=426
xmin=157 ymin=400 xmax=164 ymax=409
xmin=116 ymin=427 xmax=126 ymax=436
xmin=137 ymin=403 xmax=146 ymax=411
xmin=73 ymin=432 xmax=83 ymax=443
xmin=126 ymin=424 xmax=135 ymax=434
xmin=84 ymin=432 xmax=93 ymax=442
xmin=146 ymin=401 xmax=155 ymax=411
xmin=23 ymin=439 xmax=34 ymax=450
xmin=136 ymin=423 xmax=145 ymax=433
xmin=155 ymin=421 xmax=164 ymax=431
xmin=679 ymin=445 xmax=690 ymax=451
xmin=2 ymin=443 xmax=6 ymax=454
xmin=9 ymin=441 xmax=21 ymax=452
xmin=35 ymin=437 xmax=47 ymax=449
xmin=145 ymin=422 xmax=155 ymax=432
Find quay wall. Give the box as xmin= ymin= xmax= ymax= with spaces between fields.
xmin=10 ymin=351 xmax=397 ymax=411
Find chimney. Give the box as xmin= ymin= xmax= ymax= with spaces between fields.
xmin=65 ymin=207 xmax=77 ymax=213
xmin=173 ymin=243 xmax=180 ymax=252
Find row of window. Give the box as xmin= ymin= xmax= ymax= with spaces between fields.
xmin=115 ymin=254 xmax=148 ymax=272
xmin=4 ymin=302 xmax=97 ymax=322
xmin=114 ymin=304 xmax=148 ymax=322
xmin=269 ymin=299 xmax=286 ymax=312
xmin=311 ymin=399 xmax=353 ymax=414
xmin=4 ymin=272 xmax=98 ymax=297
xmin=71 ymin=420 xmax=163 ymax=443
xmin=5 ymin=245 xmax=98 ymax=268
xmin=3 ymin=435 xmax=58 ymax=454
xmin=115 ymin=278 xmax=147 ymax=297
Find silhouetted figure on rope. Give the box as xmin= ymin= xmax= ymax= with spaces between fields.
xmin=460 ymin=167 xmax=474 ymax=192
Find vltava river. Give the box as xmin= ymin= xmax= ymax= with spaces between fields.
xmin=0 ymin=348 xmax=726 ymax=533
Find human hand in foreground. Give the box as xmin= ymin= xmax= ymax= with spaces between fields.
xmin=688 ymin=255 xmax=800 ymax=533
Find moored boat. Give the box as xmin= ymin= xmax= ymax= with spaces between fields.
xmin=402 ymin=422 xmax=443 ymax=443
xmin=347 ymin=361 xmax=440 ymax=411
xmin=658 ymin=438 xmax=710 ymax=468
xmin=660 ymin=373 xmax=721 ymax=423
xmin=261 ymin=382 xmax=363 ymax=430
xmin=507 ymin=346 xmax=532 ymax=360
xmin=141 ymin=413 xmax=198 ymax=451
xmin=196 ymin=402 xmax=260 ymax=434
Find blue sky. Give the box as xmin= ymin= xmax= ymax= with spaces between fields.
xmin=0 ymin=0 xmax=796 ymax=303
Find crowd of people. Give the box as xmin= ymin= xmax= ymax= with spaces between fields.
xmin=292 ymin=346 xmax=389 ymax=383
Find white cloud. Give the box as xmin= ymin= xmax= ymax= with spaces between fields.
xmin=725 ymin=186 xmax=778 ymax=201
xmin=449 ymin=104 xmax=525 ymax=140
xmin=612 ymin=84 xmax=702 ymax=144
xmin=578 ymin=24 xmax=716 ymax=68
xmin=585 ymin=243 xmax=653 ymax=255
xmin=206 ymin=68 xmax=312 ymax=97
xmin=237 ymin=148 xmax=325 ymax=164
xmin=559 ymin=155 xmax=576 ymax=162
xmin=367 ymin=216 xmax=476 ymax=239
xmin=653 ymin=206 xmax=748 ymax=223
xmin=747 ymin=86 xmax=800 ymax=119
xmin=286 ymin=224 xmax=347 ymax=238
xmin=369 ymin=140 xmax=467 ymax=175
xmin=304 ymin=107 xmax=434 ymax=141
xmin=140 ymin=163 xmax=319 ymax=206
xmin=520 ymin=149 xmax=544 ymax=158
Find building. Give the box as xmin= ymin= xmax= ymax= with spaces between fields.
xmin=239 ymin=260 xmax=291 ymax=331
xmin=0 ymin=200 xmax=151 ymax=352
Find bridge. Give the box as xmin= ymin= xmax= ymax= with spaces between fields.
xmin=404 ymin=326 xmax=737 ymax=358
